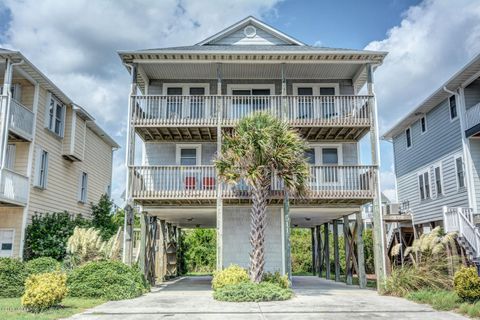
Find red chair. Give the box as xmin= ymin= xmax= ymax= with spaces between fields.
xmin=203 ymin=177 xmax=216 ymax=190
xmin=185 ymin=177 xmax=196 ymax=190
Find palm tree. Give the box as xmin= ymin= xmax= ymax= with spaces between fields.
xmin=215 ymin=113 xmax=309 ymax=283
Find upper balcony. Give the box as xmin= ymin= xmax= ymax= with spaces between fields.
xmin=129 ymin=164 xmax=376 ymax=206
xmin=0 ymin=168 xmax=29 ymax=206
xmin=9 ymin=97 xmax=34 ymax=141
xmin=132 ymin=94 xmax=372 ymax=141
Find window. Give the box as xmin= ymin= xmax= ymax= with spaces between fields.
xmin=176 ymin=144 xmax=201 ymax=166
xmin=46 ymin=94 xmax=65 ymax=137
xmin=421 ymin=117 xmax=427 ymax=133
xmin=449 ymin=95 xmax=457 ymax=120
xmin=418 ymin=171 xmax=430 ymax=201
xmin=79 ymin=172 xmax=88 ymax=203
xmin=0 ymin=229 xmax=14 ymax=257
xmin=406 ymin=128 xmax=412 ymax=148
xmin=304 ymin=148 xmax=315 ymax=165
xmin=322 ymin=148 xmax=339 ymax=183
xmin=434 ymin=166 xmax=442 ymax=196
xmin=455 ymin=156 xmax=465 ymax=189
xmin=34 ymin=149 xmax=48 ymax=189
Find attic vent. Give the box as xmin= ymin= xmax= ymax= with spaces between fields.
xmin=244 ymin=25 xmax=256 ymax=38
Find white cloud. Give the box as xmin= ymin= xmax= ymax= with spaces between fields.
xmin=366 ymin=0 xmax=480 ymax=134
xmin=0 ymin=0 xmax=281 ymax=204
xmin=366 ymin=0 xmax=480 ymax=201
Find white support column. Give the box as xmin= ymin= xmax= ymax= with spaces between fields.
xmin=0 ymin=58 xmax=13 ymax=171
xmin=216 ymin=63 xmax=223 ymax=270
xmin=123 ymin=63 xmax=137 ymax=264
xmin=367 ymin=63 xmax=387 ymax=290
xmin=458 ymin=87 xmax=477 ymax=212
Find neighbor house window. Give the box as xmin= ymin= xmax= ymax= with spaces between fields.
xmin=0 ymin=229 xmax=14 ymax=257
xmin=418 ymin=171 xmax=430 ymax=201
xmin=449 ymin=95 xmax=457 ymax=120
xmin=34 ymin=149 xmax=49 ymax=189
xmin=406 ymin=128 xmax=412 ymax=148
xmin=434 ymin=166 xmax=442 ymax=196
xmin=455 ymin=156 xmax=465 ymax=189
xmin=79 ymin=172 xmax=88 ymax=203
xmin=421 ymin=117 xmax=427 ymax=133
xmin=46 ymin=94 xmax=65 ymax=137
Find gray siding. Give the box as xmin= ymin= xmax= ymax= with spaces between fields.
xmin=144 ymin=142 xmax=216 ymax=165
xmin=392 ymin=97 xmax=463 ymax=177
xmin=212 ymin=26 xmax=287 ymax=46
xmin=470 ymin=139 xmax=480 ymax=209
xmin=148 ymin=79 xmax=354 ymax=96
xmin=144 ymin=142 xmax=359 ymax=166
xmin=396 ymin=149 xmax=468 ymax=224
xmin=465 ymin=78 xmax=480 ymax=109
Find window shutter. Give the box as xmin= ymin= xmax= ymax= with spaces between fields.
xmin=44 ymin=92 xmax=52 ymax=128
xmin=78 ymin=172 xmax=83 ymax=202
xmin=33 ymin=146 xmax=42 ymax=187
xmin=61 ymin=105 xmax=66 ymax=138
xmin=84 ymin=173 xmax=88 ymax=202
xmin=43 ymin=152 xmax=49 ymax=189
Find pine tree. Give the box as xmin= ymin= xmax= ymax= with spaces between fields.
xmin=91 ymin=194 xmax=116 ymax=240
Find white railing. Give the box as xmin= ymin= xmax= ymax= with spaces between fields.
xmin=131 ymin=165 xmax=376 ymax=200
xmin=130 ymin=165 xmax=217 ymax=199
xmin=9 ymin=98 xmax=34 ymax=140
xmin=132 ymin=95 xmax=218 ymax=126
xmin=0 ymin=168 xmax=28 ymax=205
xmin=466 ymin=102 xmax=480 ymax=130
xmin=131 ymin=95 xmax=372 ymax=127
xmin=443 ymin=206 xmax=480 ymax=259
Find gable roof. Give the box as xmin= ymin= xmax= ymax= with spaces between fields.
xmin=382 ymin=53 xmax=480 ymax=140
xmin=196 ymin=16 xmax=305 ymax=46
xmin=0 ymin=48 xmax=119 ymax=148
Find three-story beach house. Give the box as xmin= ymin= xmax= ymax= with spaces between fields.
xmin=0 ymin=49 xmax=119 ymax=258
xmin=119 ymin=17 xmax=387 ymax=285
xmin=383 ymin=54 xmax=480 ymax=263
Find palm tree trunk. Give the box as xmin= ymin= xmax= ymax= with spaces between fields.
xmin=249 ymin=182 xmax=269 ymax=283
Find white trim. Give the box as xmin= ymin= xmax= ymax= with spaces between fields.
xmin=175 ymin=144 xmax=202 ymax=165
xmin=0 ymin=228 xmax=15 ymax=258
xmin=308 ymin=143 xmax=343 ymax=165
xmin=196 ymin=16 xmax=305 ymax=46
xmin=405 ymin=127 xmax=412 ymax=150
xmin=280 ymin=207 xmax=285 ymax=275
xmin=417 ymin=168 xmax=431 ymax=201
xmin=162 ymin=83 xmax=210 ymax=95
xmin=432 ymin=162 xmax=444 ymax=199
xmin=454 ymin=153 xmax=466 ymax=191
xmin=449 ymin=95 xmax=458 ymax=121
xmin=292 ymin=83 xmax=340 ymax=96
xmin=226 ymin=83 xmax=275 ymax=95
xmin=420 ymin=116 xmax=427 ymax=134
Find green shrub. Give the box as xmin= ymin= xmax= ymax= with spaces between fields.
xmin=213 ymin=282 xmax=293 ymax=302
xmin=67 ymin=260 xmax=149 ymax=300
xmin=262 ymin=271 xmax=290 ymax=289
xmin=384 ymin=265 xmax=452 ymax=297
xmin=459 ymin=301 xmax=480 ymax=318
xmin=24 ymin=212 xmax=90 ymax=261
xmin=25 ymin=257 xmax=60 ymax=275
xmin=0 ymin=257 xmax=27 ymax=297
xmin=180 ymin=229 xmax=216 ymax=274
xmin=21 ymin=272 xmax=68 ymax=312
xmin=212 ymin=264 xmax=249 ymax=290
xmin=454 ymin=266 xmax=480 ymax=302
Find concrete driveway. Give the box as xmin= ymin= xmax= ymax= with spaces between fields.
xmin=71 ymin=276 xmax=467 ymax=319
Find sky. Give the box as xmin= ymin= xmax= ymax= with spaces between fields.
xmin=0 ymin=0 xmax=479 ymax=204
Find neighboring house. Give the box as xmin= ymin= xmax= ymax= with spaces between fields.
xmin=362 ymin=192 xmax=391 ymax=229
xmin=119 ymin=17 xmax=387 ymax=281
xmin=0 ymin=49 xmax=119 ymax=258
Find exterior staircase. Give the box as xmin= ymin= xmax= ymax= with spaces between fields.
xmin=443 ymin=206 xmax=480 ymax=264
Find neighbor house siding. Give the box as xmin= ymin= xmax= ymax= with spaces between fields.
xmin=28 ymin=86 xmax=113 ymax=219
xmin=393 ymin=97 xmax=463 ymax=177
xmin=0 ymin=207 xmax=24 ymax=257
xmin=396 ymin=149 xmax=468 ymax=224
xmin=470 ymin=138 xmax=480 ymax=210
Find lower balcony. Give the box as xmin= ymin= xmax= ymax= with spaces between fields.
xmin=0 ymin=168 xmax=29 ymax=206
xmin=130 ymin=165 xmax=376 ymax=206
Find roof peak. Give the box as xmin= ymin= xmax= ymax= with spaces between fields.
xmin=196 ymin=16 xmax=305 ymax=46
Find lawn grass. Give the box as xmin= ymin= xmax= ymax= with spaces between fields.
xmin=0 ymin=297 xmax=105 ymax=320
xmin=405 ymin=289 xmax=480 ymax=318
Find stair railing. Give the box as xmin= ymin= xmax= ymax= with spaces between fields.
xmin=443 ymin=206 xmax=480 ymax=259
